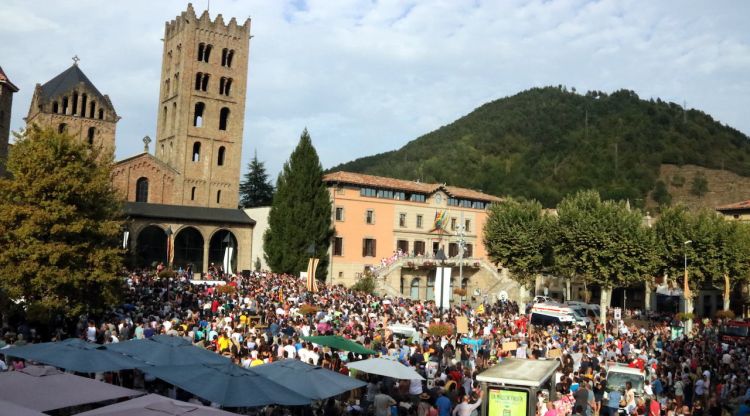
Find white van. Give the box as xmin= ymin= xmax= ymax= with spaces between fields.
xmin=531 ymin=302 xmax=589 ymax=327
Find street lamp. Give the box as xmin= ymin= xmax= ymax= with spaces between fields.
xmin=683 ymin=240 xmax=693 ymax=337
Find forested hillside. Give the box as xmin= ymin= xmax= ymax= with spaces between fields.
xmin=331 ymin=87 xmax=750 ymax=207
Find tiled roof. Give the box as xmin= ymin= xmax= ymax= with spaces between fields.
xmin=0 ymin=66 xmax=19 ymax=92
xmin=123 ymin=202 xmax=255 ymax=225
xmin=324 ymin=171 xmax=502 ymax=203
xmin=716 ymin=200 xmax=750 ymax=211
xmin=39 ymin=64 xmax=107 ymax=105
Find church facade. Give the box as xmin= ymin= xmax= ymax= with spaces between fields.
xmin=20 ymin=4 xmax=256 ymax=276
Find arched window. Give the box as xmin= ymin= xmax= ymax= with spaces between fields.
xmin=410 ymin=278 xmax=420 ymax=299
xmin=162 ymin=106 xmax=168 ymax=126
xmin=52 ymin=101 xmax=59 ymax=113
xmin=87 ymin=127 xmax=95 ymax=145
xmin=89 ymin=101 xmax=96 ymax=118
xmin=219 ymin=107 xmax=230 ymax=131
xmin=227 ymin=49 xmax=234 ymax=67
xmin=217 ymin=146 xmax=225 ymax=166
xmin=192 ymin=142 xmax=201 ymax=162
xmin=221 ymin=48 xmax=229 ymax=66
xmin=165 ymin=79 xmax=170 ymax=97
xmin=203 ymin=44 xmax=212 ymax=62
xmin=191 ymin=187 xmax=196 ymax=201
xmin=219 ymin=77 xmax=225 ymax=94
xmin=58 ymin=123 xmax=67 ymax=134
xmin=98 ymin=109 xmax=104 ymax=120
xmin=80 ymin=94 xmax=87 ymax=117
xmin=216 ymin=190 xmax=222 ymax=204
xmin=135 ymin=177 xmax=149 ymax=202
xmin=193 ymin=102 xmax=205 ymax=127
xmin=219 ymin=77 xmax=232 ymax=96
xmin=224 ymin=78 xmax=232 ymax=95
xmin=201 ymin=73 xmax=209 ymax=91
xmin=62 ymin=97 xmax=69 ymax=114
xmin=197 ymin=43 xmax=205 ymax=61
xmin=195 ymin=72 xmax=202 ymax=90
xmin=72 ymin=92 xmax=78 ymax=116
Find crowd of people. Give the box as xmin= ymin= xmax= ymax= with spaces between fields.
xmin=1 ymin=268 xmax=749 ymax=416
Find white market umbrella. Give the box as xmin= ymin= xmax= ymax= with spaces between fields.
xmin=76 ymin=394 xmax=239 ymax=416
xmin=347 ymin=357 xmax=424 ymax=380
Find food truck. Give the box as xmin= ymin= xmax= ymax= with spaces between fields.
xmin=477 ymin=358 xmax=560 ymax=416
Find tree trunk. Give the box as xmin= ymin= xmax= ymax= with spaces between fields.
xmin=600 ymin=287 xmax=611 ymax=330
xmin=644 ymin=279 xmax=652 ymax=312
xmin=723 ymin=274 xmax=731 ymax=311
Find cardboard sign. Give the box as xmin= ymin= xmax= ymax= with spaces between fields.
xmin=547 ymin=348 xmax=563 ymax=359
xmin=502 ymin=342 xmax=518 ymax=352
xmin=456 ymin=316 xmax=469 ymax=334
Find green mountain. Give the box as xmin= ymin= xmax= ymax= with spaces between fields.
xmin=331 ymin=87 xmax=750 ymax=207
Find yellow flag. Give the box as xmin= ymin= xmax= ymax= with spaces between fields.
xmin=476 ymin=304 xmax=485 ymax=315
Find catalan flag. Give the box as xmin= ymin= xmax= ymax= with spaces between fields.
xmin=475 ymin=303 xmax=485 ymax=315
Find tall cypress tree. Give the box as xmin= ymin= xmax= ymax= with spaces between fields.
xmin=264 ymin=129 xmax=333 ymax=280
xmin=239 ymin=151 xmax=274 ymax=208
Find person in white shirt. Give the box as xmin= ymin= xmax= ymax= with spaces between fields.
xmin=453 ymin=389 xmax=483 ymax=416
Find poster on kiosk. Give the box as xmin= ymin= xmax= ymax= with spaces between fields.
xmin=478 ymin=358 xmax=560 ymax=416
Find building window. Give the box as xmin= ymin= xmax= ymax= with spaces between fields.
xmin=360 ymin=187 xmax=376 ymax=197
xmin=416 ymin=214 xmax=423 ymax=229
xmin=72 ymin=92 xmax=78 ymax=116
xmin=62 ymin=97 xmax=69 ymax=114
xmin=219 ymin=107 xmax=230 ymax=131
xmin=217 ymin=146 xmax=226 ymax=166
xmin=52 ymin=101 xmax=59 ymax=113
xmin=219 ymin=77 xmax=232 ymax=96
xmin=335 ymin=207 xmax=344 ymax=221
xmin=191 ymin=187 xmax=196 ymax=201
xmin=465 ymin=219 xmax=471 ymax=232
xmin=410 ymin=278 xmax=420 ymax=299
xmin=362 ymin=238 xmax=376 ymax=257
xmin=87 ymin=127 xmax=95 ymax=146
xmin=216 ymin=190 xmax=222 ymax=204
xmin=465 ymin=243 xmax=473 ymax=258
xmin=409 ymin=193 xmax=426 ymax=202
xmin=365 ymin=210 xmax=375 ymax=224
xmin=98 ymin=109 xmax=104 ymax=120
xmin=397 ymin=240 xmax=409 ymax=254
xmin=89 ymin=101 xmax=96 ymax=118
xmin=414 ymin=241 xmax=425 ymax=256
xmin=135 ymin=177 xmax=149 ymax=203
xmin=449 ymin=243 xmax=459 ymax=257
xmin=399 ymin=213 xmax=407 ymax=228
xmin=193 ymin=102 xmax=205 ymax=127
xmin=221 ymin=48 xmax=235 ymax=67
xmin=192 ymin=142 xmax=201 ymax=162
xmin=197 ymin=43 xmax=212 ymax=62
xmin=80 ymin=94 xmax=87 ymax=117
xmin=333 ymin=237 xmax=343 ymax=256
xmin=451 ymin=217 xmax=457 ymax=231
xmin=58 ymin=123 xmax=67 ymax=133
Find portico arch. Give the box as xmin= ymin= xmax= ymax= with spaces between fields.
xmin=173 ymin=226 xmax=204 ymax=272
xmin=135 ymin=225 xmax=167 ymax=268
xmin=208 ymin=229 xmax=238 ymax=274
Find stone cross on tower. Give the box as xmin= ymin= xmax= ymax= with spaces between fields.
xmin=142 ymin=135 xmax=151 ymax=153
xmin=72 ymin=55 xmax=80 ymax=66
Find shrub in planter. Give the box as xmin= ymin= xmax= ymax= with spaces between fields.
xmin=299 ymin=304 xmax=319 ymax=316
xmin=715 ymin=310 xmax=735 ymax=320
xmin=158 ymin=269 xmax=176 ymax=279
xmin=427 ymin=322 xmax=453 ymax=337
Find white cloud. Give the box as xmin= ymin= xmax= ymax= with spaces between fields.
xmin=2 ymin=0 xmax=749 ymax=182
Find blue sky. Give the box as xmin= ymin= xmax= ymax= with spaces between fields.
xmin=2 ymin=0 xmax=749 ymax=180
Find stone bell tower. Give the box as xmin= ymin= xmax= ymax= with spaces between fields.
xmin=154 ymin=3 xmax=251 ymax=209
xmin=0 ymin=66 xmax=18 ymax=176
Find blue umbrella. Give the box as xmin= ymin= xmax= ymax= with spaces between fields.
xmin=144 ymin=362 xmax=311 ymax=407
xmin=249 ymin=359 xmax=366 ymax=400
xmin=3 ymin=338 xmax=143 ymax=373
xmin=106 ymin=335 xmax=229 ymax=366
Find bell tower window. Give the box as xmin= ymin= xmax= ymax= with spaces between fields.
xmin=193 ymin=102 xmax=205 ymax=127
xmin=216 ymin=190 xmax=222 ymax=204
xmin=217 ymin=146 xmax=226 ymax=166
xmin=192 ymin=142 xmax=201 ymax=162
xmin=219 ymin=107 xmax=230 ymax=131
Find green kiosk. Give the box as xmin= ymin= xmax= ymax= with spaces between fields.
xmin=477 ymin=358 xmax=560 ymax=416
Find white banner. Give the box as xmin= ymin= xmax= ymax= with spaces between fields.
xmin=434 ymin=267 xmax=452 ymax=310
xmin=122 ymin=231 xmax=129 ymax=249
xmin=223 ymin=246 xmax=234 ymax=275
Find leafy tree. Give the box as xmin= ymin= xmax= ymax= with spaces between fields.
xmin=715 ymin=221 xmax=750 ymax=311
xmin=554 ymin=190 xmax=658 ymax=324
xmin=652 ymin=180 xmax=672 ymax=206
xmin=239 ymin=151 xmax=274 ymax=208
xmin=264 ymin=129 xmax=333 ymax=280
xmin=0 ymin=127 xmax=123 ymax=322
xmin=483 ymin=198 xmax=554 ymax=291
xmin=690 ymin=173 xmax=709 ymax=197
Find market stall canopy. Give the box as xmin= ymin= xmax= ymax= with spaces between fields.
xmin=76 ymin=394 xmax=240 ymax=416
xmin=250 ymin=359 xmax=366 ymax=400
xmin=3 ymin=338 xmax=144 ymax=373
xmin=301 ymin=335 xmax=377 ymax=355
xmin=106 ymin=334 xmax=229 ymax=366
xmin=0 ymin=365 xmax=142 ymax=412
xmin=346 ymin=357 xmax=424 ymax=380
xmin=0 ymin=399 xmax=48 ymax=416
xmin=144 ymin=362 xmax=311 ymax=407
